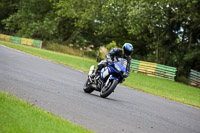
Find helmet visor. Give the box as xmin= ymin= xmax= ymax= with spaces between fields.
xmin=124 ymin=49 xmax=132 ymax=56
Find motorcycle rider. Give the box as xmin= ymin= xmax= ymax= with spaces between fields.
xmin=94 ymin=43 xmax=134 ymax=78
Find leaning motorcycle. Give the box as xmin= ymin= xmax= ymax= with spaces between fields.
xmin=83 ymin=58 xmax=129 ymax=98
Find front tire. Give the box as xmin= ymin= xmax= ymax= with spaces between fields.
xmin=83 ymin=79 xmax=94 ymax=93
xmin=100 ymin=79 xmax=118 ymax=98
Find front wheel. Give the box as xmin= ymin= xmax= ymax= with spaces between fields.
xmin=83 ymin=79 xmax=94 ymax=93
xmin=100 ymin=79 xmax=118 ymax=98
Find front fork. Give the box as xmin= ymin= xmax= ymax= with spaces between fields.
xmin=104 ymin=75 xmax=112 ymax=87
xmin=88 ymin=65 xmax=95 ymax=83
xmin=88 ymin=65 xmax=95 ymax=76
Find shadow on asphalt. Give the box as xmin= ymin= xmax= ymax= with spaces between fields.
xmin=82 ymin=91 xmax=121 ymax=102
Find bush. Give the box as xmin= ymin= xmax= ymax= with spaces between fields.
xmin=43 ymin=43 xmax=84 ymax=57
xmin=106 ymin=41 xmax=117 ymax=51
xmin=96 ymin=46 xmax=108 ymax=62
xmin=84 ymin=50 xmax=97 ymax=59
xmin=176 ymin=76 xmax=189 ymax=84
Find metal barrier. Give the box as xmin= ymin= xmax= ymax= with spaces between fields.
xmin=131 ymin=59 xmax=177 ymax=81
xmin=189 ymin=69 xmax=200 ymax=88
xmin=0 ymin=34 xmax=10 ymax=41
xmin=10 ymin=36 xmax=21 ymax=43
xmin=0 ymin=33 xmax=42 ymax=48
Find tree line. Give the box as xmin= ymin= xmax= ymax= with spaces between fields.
xmin=0 ymin=0 xmax=200 ymax=82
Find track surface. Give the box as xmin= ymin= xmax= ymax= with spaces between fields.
xmin=0 ymin=45 xmax=200 ymax=133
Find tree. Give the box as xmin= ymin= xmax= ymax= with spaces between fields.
xmin=2 ymin=0 xmax=59 ymax=40
xmin=125 ymin=0 xmax=200 ymax=76
xmin=0 ymin=0 xmax=20 ymax=33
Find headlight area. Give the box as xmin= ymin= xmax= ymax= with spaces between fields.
xmin=114 ymin=64 xmax=121 ymax=72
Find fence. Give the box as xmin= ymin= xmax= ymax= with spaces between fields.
xmin=189 ymin=69 xmax=200 ymax=88
xmin=131 ymin=59 xmax=177 ymax=81
xmin=0 ymin=34 xmax=42 ymax=48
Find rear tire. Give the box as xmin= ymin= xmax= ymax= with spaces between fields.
xmin=100 ymin=79 xmax=118 ymax=98
xmin=83 ymin=79 xmax=94 ymax=93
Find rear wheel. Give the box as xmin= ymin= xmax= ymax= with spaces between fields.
xmin=100 ymin=79 xmax=118 ymax=98
xmin=83 ymin=79 xmax=94 ymax=93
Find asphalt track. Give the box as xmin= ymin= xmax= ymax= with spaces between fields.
xmin=0 ymin=44 xmax=200 ymax=133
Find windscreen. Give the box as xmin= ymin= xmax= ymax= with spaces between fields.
xmin=118 ymin=58 xmax=127 ymax=69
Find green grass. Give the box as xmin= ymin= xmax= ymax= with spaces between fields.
xmin=1 ymin=40 xmax=200 ymax=108
xmin=0 ymin=91 xmax=93 ymax=133
xmin=44 ymin=43 xmax=85 ymax=57
xmin=124 ymin=73 xmax=200 ymax=107
xmin=0 ymin=41 xmax=97 ymax=72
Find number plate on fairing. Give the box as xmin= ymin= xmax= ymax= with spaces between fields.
xmin=101 ymin=67 xmax=109 ymax=78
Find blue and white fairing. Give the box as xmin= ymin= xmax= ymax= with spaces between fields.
xmin=100 ymin=58 xmax=129 ymax=83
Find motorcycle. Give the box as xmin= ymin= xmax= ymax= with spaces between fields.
xmin=83 ymin=58 xmax=129 ymax=98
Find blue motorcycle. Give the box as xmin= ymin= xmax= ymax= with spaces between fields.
xmin=83 ymin=58 xmax=129 ymax=98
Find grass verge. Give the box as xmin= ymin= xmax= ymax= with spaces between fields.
xmin=0 ymin=41 xmax=200 ymax=108
xmin=0 ymin=41 xmax=97 ymax=72
xmin=124 ymin=73 xmax=200 ymax=108
xmin=0 ymin=90 xmax=93 ymax=133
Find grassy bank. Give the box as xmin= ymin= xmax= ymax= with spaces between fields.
xmin=44 ymin=43 xmax=85 ymax=57
xmin=0 ymin=41 xmax=200 ymax=108
xmin=0 ymin=91 xmax=93 ymax=133
xmin=0 ymin=41 xmax=97 ymax=72
xmin=124 ymin=73 xmax=200 ymax=108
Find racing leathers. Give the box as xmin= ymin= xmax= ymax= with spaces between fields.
xmin=97 ymin=48 xmax=131 ymax=78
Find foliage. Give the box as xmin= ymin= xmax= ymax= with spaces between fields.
xmin=0 ymin=0 xmax=20 ymax=33
xmin=44 ymin=42 xmax=85 ymax=57
xmin=2 ymin=0 xmax=59 ymax=39
xmin=106 ymin=41 xmax=117 ymax=51
xmin=125 ymin=0 xmax=200 ymax=77
xmin=97 ymin=46 xmax=108 ymax=61
xmin=84 ymin=50 xmax=97 ymax=59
